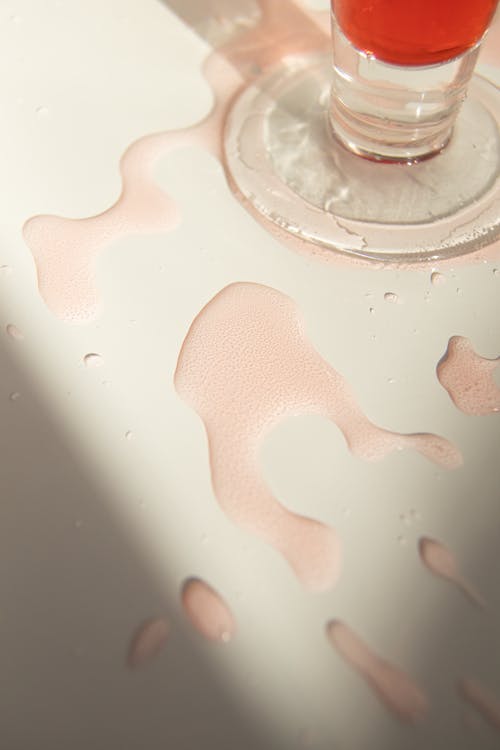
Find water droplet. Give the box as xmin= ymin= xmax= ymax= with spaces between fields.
xmin=431 ymin=272 xmax=446 ymax=286
xmin=5 ymin=324 xmax=24 ymax=341
xmin=493 ymin=268 xmax=499 ymax=277
xmin=200 ymin=532 xmax=209 ymax=544
xmin=125 ymin=430 xmax=133 ymax=441
xmin=83 ymin=353 xmax=102 ymax=368
xmin=369 ymin=306 xmax=375 ymax=315
xmin=387 ymin=377 xmax=396 ymax=384
xmin=35 ymin=105 xmax=49 ymax=117
xmin=9 ymin=14 xmax=21 ymax=24
xmin=9 ymin=391 xmax=20 ymax=402
xmin=0 ymin=265 xmax=12 ymax=277
xmin=424 ymin=291 xmax=431 ymax=302
xmin=74 ymin=520 xmax=83 ymax=529
xmin=398 ymin=536 xmax=407 ymax=546
xmin=342 ymin=506 xmax=351 ymax=518
xmin=384 ymin=292 xmax=398 ymax=304
xmin=456 ymin=287 xmax=463 ymax=296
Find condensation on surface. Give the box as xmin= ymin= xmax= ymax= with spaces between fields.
xmin=175 ymin=282 xmax=461 ymax=591
xmin=437 ymin=336 xmax=500 ymax=415
xmin=326 ymin=620 xmax=429 ymax=723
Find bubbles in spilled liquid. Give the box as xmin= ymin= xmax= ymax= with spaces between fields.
xmin=458 ymin=678 xmax=500 ymax=731
xmin=5 ymin=324 xmax=24 ymax=341
xmin=127 ymin=617 xmax=170 ymax=670
xmin=83 ymin=352 xmax=102 ymax=368
xmin=326 ymin=620 xmax=428 ymax=723
xmin=181 ymin=578 xmax=236 ymax=643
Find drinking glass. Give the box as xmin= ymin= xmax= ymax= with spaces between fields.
xmin=224 ymin=1 xmax=500 ymax=261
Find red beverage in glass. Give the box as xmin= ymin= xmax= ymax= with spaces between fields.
xmin=332 ymin=0 xmax=498 ymax=65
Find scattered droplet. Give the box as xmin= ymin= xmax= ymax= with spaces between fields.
xmin=424 ymin=291 xmax=431 ymax=302
xmin=35 ymin=105 xmax=49 ymax=117
xmin=0 ymin=264 xmax=12 ymax=277
xmin=9 ymin=392 xmax=20 ymax=402
xmin=384 ymin=292 xmax=398 ymax=304
xmin=398 ymin=536 xmax=407 ymax=546
xmin=5 ymin=324 xmax=24 ymax=341
xmin=181 ymin=578 xmax=236 ymax=643
xmin=125 ymin=430 xmax=134 ymax=441
xmin=369 ymin=306 xmax=375 ymax=315
xmin=431 ymin=272 xmax=446 ymax=286
xmin=127 ymin=617 xmax=170 ymax=669
xmin=326 ymin=620 xmax=428 ymax=723
xmin=458 ymin=678 xmax=500 ymax=731
xmin=418 ymin=537 xmax=485 ymax=608
xmin=200 ymin=532 xmax=209 ymax=544
xmin=456 ymin=287 xmax=463 ymax=296
xmin=9 ymin=14 xmax=21 ymax=24
xmin=83 ymin=353 xmax=102 ymax=368
xmin=387 ymin=377 xmax=396 ymax=384
xmin=493 ymin=268 xmax=499 ymax=277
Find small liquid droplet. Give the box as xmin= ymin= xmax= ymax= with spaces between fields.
xmin=200 ymin=532 xmax=209 ymax=544
xmin=181 ymin=578 xmax=236 ymax=643
xmin=398 ymin=536 xmax=407 ymax=546
xmin=369 ymin=306 xmax=375 ymax=315
xmin=0 ymin=265 xmax=12 ymax=277
xmin=35 ymin=105 xmax=49 ymax=117
xmin=384 ymin=292 xmax=398 ymax=304
xmin=127 ymin=617 xmax=170 ymax=669
xmin=83 ymin=353 xmax=102 ymax=368
xmin=5 ymin=324 xmax=24 ymax=340
xmin=431 ymin=272 xmax=446 ymax=286
xmin=9 ymin=392 xmax=20 ymax=402
xmin=456 ymin=287 xmax=463 ymax=296
xmin=125 ymin=430 xmax=133 ymax=441
xmin=74 ymin=520 xmax=83 ymax=529
xmin=493 ymin=268 xmax=499 ymax=277
xmin=387 ymin=377 xmax=396 ymax=384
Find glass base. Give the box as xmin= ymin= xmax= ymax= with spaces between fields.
xmin=223 ymin=55 xmax=500 ymax=262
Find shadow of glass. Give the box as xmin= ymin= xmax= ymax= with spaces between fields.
xmin=0 ymin=335 xmax=273 ymax=750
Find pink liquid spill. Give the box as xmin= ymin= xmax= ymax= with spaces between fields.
xmin=437 ymin=336 xmax=500 ymax=415
xmin=174 ymin=282 xmax=461 ymax=591
xmin=418 ymin=537 xmax=485 ymax=608
xmin=326 ymin=620 xmax=429 ymax=723
xmin=181 ymin=578 xmax=236 ymax=643
xmin=459 ymin=677 xmax=500 ymax=731
xmin=127 ymin=616 xmax=170 ymax=669
xmin=21 ymin=0 xmax=328 ymax=322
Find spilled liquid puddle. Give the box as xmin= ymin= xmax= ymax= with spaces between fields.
xmin=326 ymin=620 xmax=428 ymax=723
xmin=127 ymin=617 xmax=170 ymax=669
xmin=418 ymin=537 xmax=485 ymax=608
xmin=22 ymin=0 xmax=328 ymax=323
xmin=181 ymin=578 xmax=236 ymax=642
xmin=437 ymin=336 xmax=500 ymax=415
xmin=458 ymin=678 xmax=500 ymax=732
xmin=175 ymin=282 xmax=461 ymax=591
